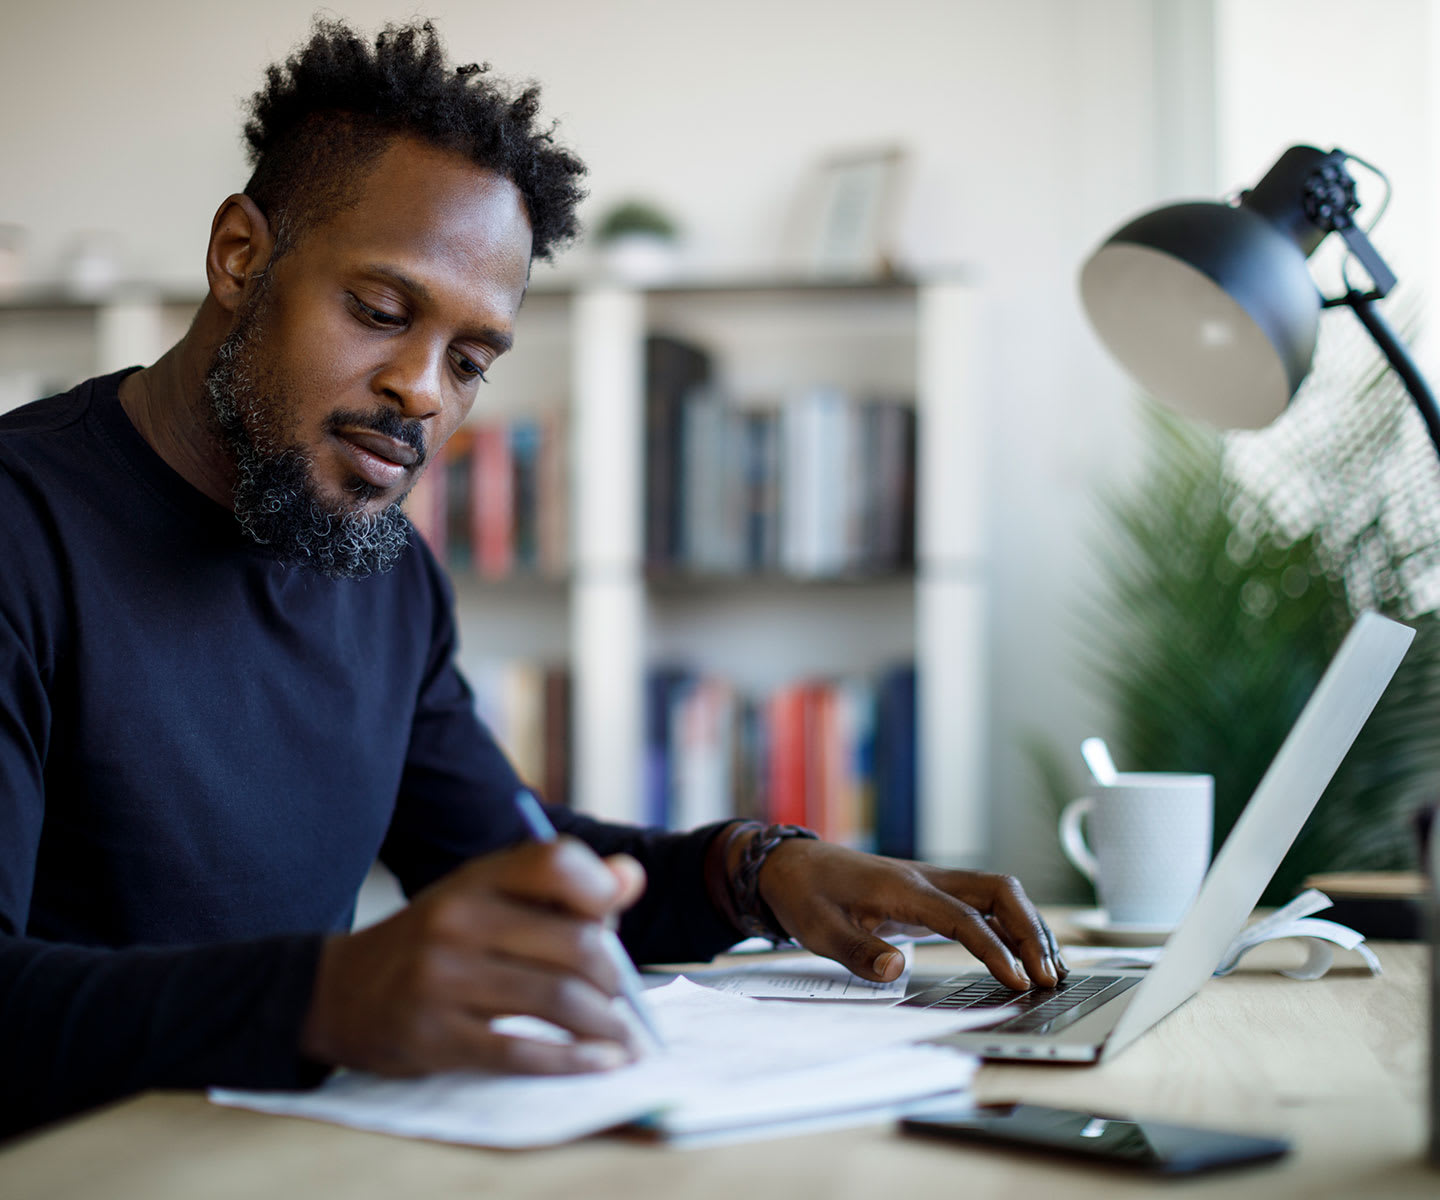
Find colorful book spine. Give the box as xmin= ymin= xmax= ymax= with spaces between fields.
xmin=403 ymin=450 xmax=447 ymax=560
xmin=404 ymin=415 xmax=567 ymax=581
xmin=443 ymin=428 xmax=473 ymax=572
xmin=536 ymin=410 xmax=568 ymax=576
xmin=473 ymin=425 xmax=514 ymax=580
xmin=873 ymin=665 xmax=917 ymax=859
xmin=767 ymin=685 xmax=810 ymax=827
xmin=646 ymin=665 xmax=915 ymax=846
xmin=510 ymin=420 xmax=541 ymax=571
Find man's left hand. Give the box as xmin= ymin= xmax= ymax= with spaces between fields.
xmin=757 ymin=840 xmax=1066 ymax=991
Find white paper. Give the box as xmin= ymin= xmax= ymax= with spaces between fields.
xmin=211 ymin=977 xmax=992 ymax=1148
xmin=654 ymin=1093 xmax=964 ymax=1151
xmin=1214 ymin=915 xmax=1381 ymax=979
xmin=682 ymin=941 xmax=913 ymax=1000
xmin=1239 ymin=888 xmax=1334 ymax=938
xmin=644 ymin=1045 xmax=977 ymax=1146
xmin=726 ymin=927 xmax=950 ymax=955
xmin=1057 ymin=891 xmax=1381 ymax=981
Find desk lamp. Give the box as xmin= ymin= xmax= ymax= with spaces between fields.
xmin=1079 ymin=145 xmax=1440 ymax=1168
xmin=1077 ymin=144 xmax=1440 ymax=462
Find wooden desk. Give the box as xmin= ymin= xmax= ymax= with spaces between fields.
xmin=1 ymin=926 xmax=1433 ymax=1199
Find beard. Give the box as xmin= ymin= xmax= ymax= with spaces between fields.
xmin=203 ymin=285 xmax=425 ymax=580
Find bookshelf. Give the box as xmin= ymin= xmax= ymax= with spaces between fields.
xmin=553 ymin=276 xmax=986 ymax=866
xmin=0 ymin=274 xmax=987 ymax=867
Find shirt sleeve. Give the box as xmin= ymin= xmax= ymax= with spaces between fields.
xmin=0 ymin=933 xmax=328 ymax=1139
xmin=0 ymin=490 xmax=327 ymax=1140
xmin=380 ymin=545 xmax=744 ymax=965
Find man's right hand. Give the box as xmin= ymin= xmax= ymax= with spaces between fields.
xmin=300 ymin=838 xmax=647 ymax=1077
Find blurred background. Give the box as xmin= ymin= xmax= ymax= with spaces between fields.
xmin=2 ymin=0 xmax=1437 ymax=904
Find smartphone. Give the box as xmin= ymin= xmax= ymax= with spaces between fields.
xmin=899 ymin=1101 xmax=1291 ymax=1176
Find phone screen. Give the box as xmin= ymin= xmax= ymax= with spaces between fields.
xmin=900 ymin=1102 xmax=1290 ymax=1175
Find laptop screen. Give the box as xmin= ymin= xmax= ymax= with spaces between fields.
xmin=1102 ymin=611 xmax=1414 ymax=1060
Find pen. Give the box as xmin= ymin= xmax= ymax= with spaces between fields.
xmin=512 ymin=789 xmax=667 ymax=1050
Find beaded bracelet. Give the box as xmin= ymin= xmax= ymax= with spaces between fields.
xmin=732 ymin=823 xmax=820 ymax=942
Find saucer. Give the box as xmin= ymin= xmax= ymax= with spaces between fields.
xmin=1067 ymin=908 xmax=1177 ymax=947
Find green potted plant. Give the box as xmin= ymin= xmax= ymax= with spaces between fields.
xmin=593 ymin=199 xmax=681 ymax=283
xmin=1037 ymin=325 xmax=1440 ymax=905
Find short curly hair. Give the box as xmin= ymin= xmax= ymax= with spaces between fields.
xmin=241 ymin=18 xmax=586 ymax=262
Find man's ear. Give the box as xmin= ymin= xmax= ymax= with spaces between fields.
xmin=205 ymin=194 xmax=276 ymax=314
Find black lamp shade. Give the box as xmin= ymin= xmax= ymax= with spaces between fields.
xmin=1079 ymin=200 xmax=1322 ymax=428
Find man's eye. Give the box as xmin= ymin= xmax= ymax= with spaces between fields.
xmin=449 ymin=348 xmax=488 ymax=383
xmin=351 ymin=296 xmax=404 ymax=327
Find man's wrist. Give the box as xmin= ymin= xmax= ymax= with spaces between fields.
xmin=732 ymin=824 xmax=820 ymax=943
xmin=704 ymin=820 xmax=763 ymax=933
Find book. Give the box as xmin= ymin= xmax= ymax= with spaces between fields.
xmin=536 ymin=410 xmax=568 ymax=576
xmin=541 ymin=667 xmax=572 ymax=809
xmin=873 ymin=665 xmax=917 ymax=859
xmin=645 ymin=667 xmax=693 ymax=827
xmin=442 ymin=428 xmax=474 ymax=572
xmin=472 ymin=425 xmax=514 ymax=579
xmin=741 ymin=409 xmax=781 ymax=570
xmin=645 ymin=336 xmax=712 ymax=567
xmin=509 ymin=419 xmax=542 ymax=571
xmin=404 ymin=451 xmax=447 ymax=559
xmin=670 ymin=677 xmax=736 ymax=830
xmin=768 ymin=684 xmax=810 ymax=827
xmin=833 ymin=679 xmax=877 ymax=850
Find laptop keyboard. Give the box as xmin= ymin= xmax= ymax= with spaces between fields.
xmin=898 ymin=973 xmax=1140 ymax=1037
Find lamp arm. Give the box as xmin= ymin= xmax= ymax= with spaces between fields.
xmin=1340 ymin=291 xmax=1440 ymax=465
xmin=1333 ymin=218 xmax=1399 ymax=297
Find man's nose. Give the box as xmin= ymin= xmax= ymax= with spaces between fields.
xmin=372 ymin=339 xmax=445 ymax=421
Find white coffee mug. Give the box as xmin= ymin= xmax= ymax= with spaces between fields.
xmin=1059 ymin=772 xmax=1214 ymax=926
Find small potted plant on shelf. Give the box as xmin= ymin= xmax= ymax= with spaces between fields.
xmin=593 ymin=199 xmax=681 ymax=284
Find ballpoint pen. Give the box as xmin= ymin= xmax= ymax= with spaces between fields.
xmin=511 ymin=789 xmax=667 ymax=1050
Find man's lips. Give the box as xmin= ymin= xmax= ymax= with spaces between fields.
xmin=332 ymin=428 xmax=420 ymax=490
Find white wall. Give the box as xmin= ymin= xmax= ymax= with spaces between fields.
xmin=1218 ymin=0 xmax=1437 ymax=363
xmin=7 ymin=0 xmax=1426 ymax=895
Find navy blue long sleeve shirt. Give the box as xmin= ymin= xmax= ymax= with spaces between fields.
xmin=0 ymin=370 xmax=740 ymax=1138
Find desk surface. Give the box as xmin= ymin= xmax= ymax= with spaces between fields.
xmin=2 ymin=918 xmax=1434 ymax=1200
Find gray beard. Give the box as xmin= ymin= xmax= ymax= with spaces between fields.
xmin=203 ymin=307 xmax=414 ymax=581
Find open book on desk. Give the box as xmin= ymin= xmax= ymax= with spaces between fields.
xmin=212 ymin=978 xmax=1003 ymax=1148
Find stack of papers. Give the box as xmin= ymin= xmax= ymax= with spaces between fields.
xmin=212 ymin=976 xmax=997 ymax=1148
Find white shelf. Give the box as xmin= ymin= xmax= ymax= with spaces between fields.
xmin=0 ymin=293 xmax=198 ymax=414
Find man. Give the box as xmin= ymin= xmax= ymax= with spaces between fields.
xmin=0 ymin=20 xmax=1063 ymax=1138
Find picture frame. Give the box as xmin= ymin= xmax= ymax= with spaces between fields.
xmin=785 ymin=145 xmax=909 ymax=279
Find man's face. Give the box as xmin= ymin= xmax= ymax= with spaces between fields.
xmin=206 ymin=136 xmax=532 ymax=577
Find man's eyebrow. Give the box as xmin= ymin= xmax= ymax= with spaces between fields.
xmin=359 ymin=263 xmax=515 ymax=353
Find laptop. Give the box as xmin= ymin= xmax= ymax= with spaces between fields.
xmin=901 ymin=611 xmax=1414 ymax=1063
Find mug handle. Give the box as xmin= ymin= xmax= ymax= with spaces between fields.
xmin=1059 ymin=796 xmax=1098 ymax=881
